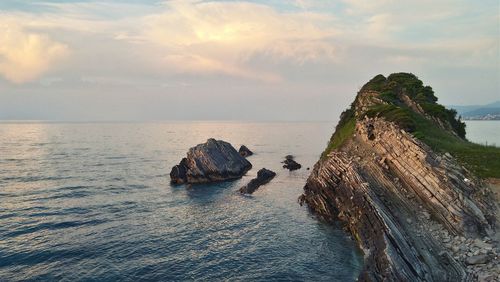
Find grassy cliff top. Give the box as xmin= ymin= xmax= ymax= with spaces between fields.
xmin=323 ymin=73 xmax=500 ymax=178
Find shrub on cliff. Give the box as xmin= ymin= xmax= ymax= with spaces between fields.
xmin=321 ymin=72 xmax=500 ymax=177
xmin=359 ymin=72 xmax=465 ymax=138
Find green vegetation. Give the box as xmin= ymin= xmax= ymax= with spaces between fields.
xmin=412 ymin=114 xmax=500 ymax=178
xmin=365 ymin=104 xmax=416 ymax=132
xmin=361 ymin=72 xmax=466 ymax=138
xmin=379 ymin=90 xmax=398 ymax=103
xmin=419 ymin=102 xmax=466 ymax=138
xmin=322 ymin=72 xmax=500 ymax=178
xmin=360 ymin=74 xmax=387 ymax=92
xmin=322 ymin=106 xmax=356 ymax=159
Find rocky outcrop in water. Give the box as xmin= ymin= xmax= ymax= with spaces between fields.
xmin=239 ymin=168 xmax=276 ymax=194
xmin=170 ymin=157 xmax=189 ymax=184
xmin=238 ymin=145 xmax=253 ymax=157
xmin=282 ymin=155 xmax=301 ymax=171
xmin=170 ymin=138 xmax=252 ymax=184
xmin=300 ymin=73 xmax=498 ymax=281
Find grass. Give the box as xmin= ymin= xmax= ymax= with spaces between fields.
xmin=365 ymin=99 xmax=500 ymax=178
xmin=323 ymin=106 xmax=500 ymax=177
xmin=365 ymin=104 xmax=416 ymax=132
xmin=379 ymin=90 xmax=398 ymax=103
xmin=411 ymin=114 xmax=500 ymax=178
xmin=322 ymin=116 xmax=356 ymax=159
xmin=420 ymin=102 xmax=466 ymax=138
xmin=322 ymin=72 xmax=500 ymax=178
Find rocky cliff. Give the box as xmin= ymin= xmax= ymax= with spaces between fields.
xmin=300 ymin=73 xmax=499 ymax=281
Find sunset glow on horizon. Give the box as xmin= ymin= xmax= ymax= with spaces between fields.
xmin=0 ymin=0 xmax=498 ymax=121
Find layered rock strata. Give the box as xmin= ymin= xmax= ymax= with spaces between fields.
xmin=170 ymin=138 xmax=252 ymax=184
xmin=300 ymin=74 xmax=498 ymax=281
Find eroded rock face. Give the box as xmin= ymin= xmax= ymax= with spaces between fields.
xmin=239 ymin=168 xmax=276 ymax=194
xmin=300 ymin=73 xmax=499 ymax=280
xmin=170 ymin=138 xmax=252 ymax=184
xmin=282 ymin=155 xmax=302 ymax=171
xmin=301 ymin=117 xmax=497 ymax=281
xmin=170 ymin=157 xmax=189 ymax=184
xmin=300 ymin=79 xmax=499 ymax=282
xmin=238 ymin=145 xmax=253 ymax=157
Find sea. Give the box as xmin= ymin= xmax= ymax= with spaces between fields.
xmin=0 ymin=121 xmax=362 ymax=281
xmin=0 ymin=120 xmax=498 ymax=281
xmin=464 ymin=120 xmax=500 ymax=147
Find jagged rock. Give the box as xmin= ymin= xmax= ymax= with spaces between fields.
xmin=239 ymin=168 xmax=276 ymax=194
xmin=300 ymin=74 xmax=497 ymax=281
xmin=170 ymin=138 xmax=252 ymax=184
xmin=170 ymin=157 xmax=189 ymax=184
xmin=238 ymin=145 xmax=253 ymax=157
xmin=302 ymin=122 xmax=494 ymax=280
xmin=282 ymin=155 xmax=301 ymax=171
xmin=466 ymin=254 xmax=491 ymax=265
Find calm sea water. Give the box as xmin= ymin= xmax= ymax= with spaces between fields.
xmin=465 ymin=120 xmax=500 ymax=147
xmin=0 ymin=121 xmax=363 ymax=281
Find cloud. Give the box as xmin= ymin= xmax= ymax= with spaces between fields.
xmin=0 ymin=24 xmax=69 ymax=83
xmin=0 ymin=0 xmax=496 ymax=88
xmin=139 ymin=1 xmax=337 ymax=81
xmin=0 ymin=0 xmax=498 ymax=120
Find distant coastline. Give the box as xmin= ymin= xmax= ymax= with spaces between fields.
xmin=449 ymin=101 xmax=500 ymax=120
xmin=462 ymin=114 xmax=500 ymax=121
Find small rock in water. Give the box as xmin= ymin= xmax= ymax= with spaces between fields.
xmin=282 ymin=155 xmax=302 ymax=171
xmin=238 ymin=145 xmax=253 ymax=157
xmin=239 ymin=168 xmax=276 ymax=194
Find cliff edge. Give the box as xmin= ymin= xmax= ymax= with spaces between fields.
xmin=300 ymin=73 xmax=499 ymax=281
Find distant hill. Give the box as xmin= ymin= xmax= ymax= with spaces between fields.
xmin=463 ymin=107 xmax=500 ymax=117
xmin=448 ymin=101 xmax=500 ymax=120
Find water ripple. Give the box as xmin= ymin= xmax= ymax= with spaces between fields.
xmin=0 ymin=122 xmax=363 ymax=281
xmin=4 ymin=219 xmax=108 ymax=238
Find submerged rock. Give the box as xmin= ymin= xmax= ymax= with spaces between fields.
xmin=170 ymin=138 xmax=252 ymax=184
xmin=238 ymin=145 xmax=253 ymax=157
xmin=239 ymin=168 xmax=276 ymax=194
xmin=282 ymin=155 xmax=301 ymax=171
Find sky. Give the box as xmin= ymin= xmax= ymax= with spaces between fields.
xmin=0 ymin=0 xmax=498 ymax=121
